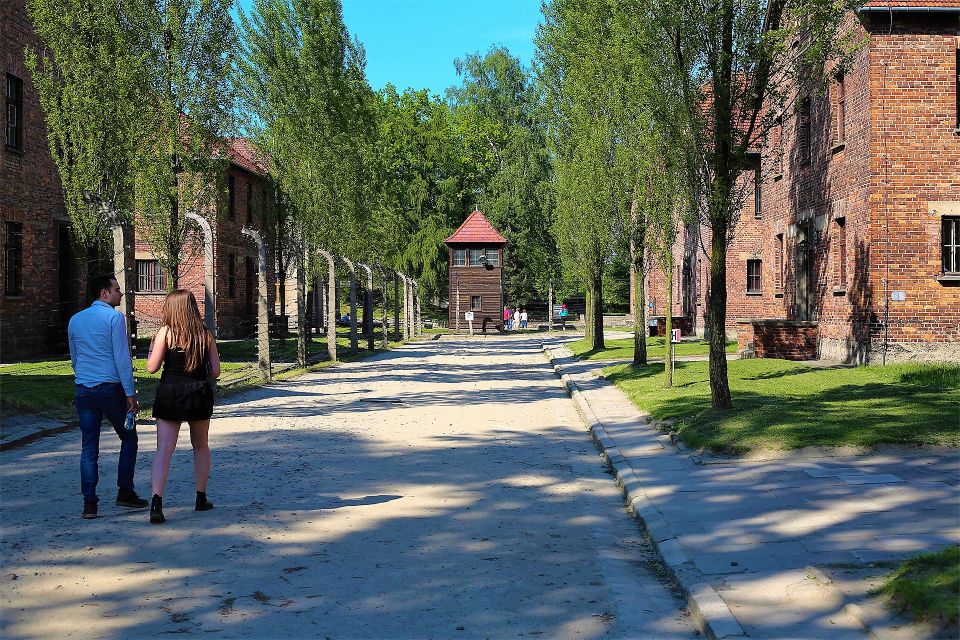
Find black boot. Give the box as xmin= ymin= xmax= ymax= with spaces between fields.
xmin=150 ymin=494 xmax=165 ymax=524
xmin=195 ymin=491 xmax=214 ymax=511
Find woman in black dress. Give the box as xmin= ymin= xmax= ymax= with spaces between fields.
xmin=146 ymin=289 xmax=221 ymax=524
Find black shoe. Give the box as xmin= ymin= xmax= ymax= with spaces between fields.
xmin=195 ymin=491 xmax=214 ymax=511
xmin=82 ymin=500 xmax=98 ymax=519
xmin=116 ymin=489 xmax=148 ymax=508
xmin=150 ymin=494 xmax=165 ymax=524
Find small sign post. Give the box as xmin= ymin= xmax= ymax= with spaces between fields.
xmin=465 ymin=311 xmax=474 ymax=336
xmin=670 ymin=329 xmax=681 ymax=379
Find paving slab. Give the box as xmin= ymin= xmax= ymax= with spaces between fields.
xmin=543 ymin=340 xmax=960 ymax=640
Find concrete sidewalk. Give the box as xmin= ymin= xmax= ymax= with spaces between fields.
xmin=544 ymin=341 xmax=959 ymax=640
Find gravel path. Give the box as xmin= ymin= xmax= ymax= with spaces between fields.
xmin=0 ymin=334 xmax=696 ymax=639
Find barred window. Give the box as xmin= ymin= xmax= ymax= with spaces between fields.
xmin=4 ymin=221 xmax=23 ymax=295
xmin=834 ymin=73 xmax=846 ymax=142
xmin=484 ymin=248 xmax=500 ymax=266
xmin=468 ymin=248 xmax=484 ymax=266
xmin=775 ymin=234 xmax=784 ymax=290
xmin=136 ymin=259 xmax=165 ymax=292
xmin=746 ymin=259 xmax=762 ymax=294
xmin=6 ymin=75 xmax=22 ymax=151
xmin=453 ymin=248 xmax=466 ymax=267
xmin=943 ymin=216 xmax=960 ymax=275
xmin=748 ymin=154 xmax=761 ymax=218
xmin=836 ymin=218 xmax=847 ymax=285
xmin=471 ymin=295 xmax=481 ymax=311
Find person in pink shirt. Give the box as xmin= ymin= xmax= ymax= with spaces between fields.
xmin=504 ymin=307 xmax=512 ymax=330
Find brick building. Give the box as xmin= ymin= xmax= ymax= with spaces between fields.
xmin=646 ymin=2 xmax=960 ymax=363
xmin=445 ymin=210 xmax=507 ymax=331
xmin=133 ymin=139 xmax=278 ymax=340
xmin=1 ymin=0 xmax=84 ymax=361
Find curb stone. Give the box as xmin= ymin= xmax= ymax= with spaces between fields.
xmin=541 ymin=341 xmax=747 ymax=640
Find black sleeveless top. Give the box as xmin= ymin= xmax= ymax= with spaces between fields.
xmin=159 ymin=347 xmax=208 ymax=384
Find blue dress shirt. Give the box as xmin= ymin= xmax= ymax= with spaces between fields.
xmin=68 ymin=301 xmax=135 ymax=397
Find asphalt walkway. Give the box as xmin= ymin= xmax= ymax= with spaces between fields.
xmin=544 ymin=340 xmax=959 ymax=640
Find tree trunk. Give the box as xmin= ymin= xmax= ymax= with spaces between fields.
xmin=708 ymin=222 xmax=732 ymax=409
xmin=168 ymin=173 xmax=180 ymax=290
xmin=317 ymin=250 xmax=337 ymax=362
xmin=591 ymin=271 xmax=604 ymax=351
xmin=631 ymin=245 xmax=647 ymax=366
xmin=664 ymin=244 xmax=673 ymax=388
xmin=547 ymin=281 xmax=553 ymax=330
xmin=584 ymin=288 xmax=593 ymax=345
xmin=381 ymin=268 xmax=389 ymax=348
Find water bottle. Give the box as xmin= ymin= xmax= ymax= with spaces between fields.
xmin=124 ymin=411 xmax=136 ymax=431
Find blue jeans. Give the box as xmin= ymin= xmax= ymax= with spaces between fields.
xmin=76 ymin=383 xmax=138 ymax=502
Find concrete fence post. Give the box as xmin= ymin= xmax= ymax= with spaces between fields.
xmin=357 ymin=262 xmax=374 ymax=351
xmin=317 ymin=249 xmax=337 ymax=362
xmin=185 ymin=213 xmax=216 ymax=337
xmin=241 ymin=227 xmax=271 ymax=380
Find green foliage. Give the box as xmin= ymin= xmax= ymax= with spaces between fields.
xmin=448 ymin=47 xmax=558 ymax=305
xmin=237 ymin=0 xmax=373 ymax=260
xmin=25 ymin=0 xmax=150 ymax=256
xmin=135 ymin=0 xmax=237 ymax=288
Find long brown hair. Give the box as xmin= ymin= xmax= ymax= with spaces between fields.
xmin=160 ymin=289 xmax=209 ymax=372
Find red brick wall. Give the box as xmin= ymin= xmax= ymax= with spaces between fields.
xmin=649 ymin=11 xmax=960 ymax=364
xmin=751 ymin=321 xmax=819 ymax=361
xmin=864 ymin=13 xmax=960 ymax=361
xmin=0 ymin=0 xmax=79 ymax=360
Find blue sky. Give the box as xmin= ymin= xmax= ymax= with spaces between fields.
xmin=237 ymin=0 xmax=543 ymax=97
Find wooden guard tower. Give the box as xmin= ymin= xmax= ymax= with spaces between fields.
xmin=444 ymin=210 xmax=507 ymax=331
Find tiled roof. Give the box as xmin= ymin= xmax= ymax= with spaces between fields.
xmin=444 ymin=210 xmax=507 ymax=245
xmin=225 ymin=138 xmax=269 ymax=177
xmin=862 ymin=0 xmax=960 ymax=6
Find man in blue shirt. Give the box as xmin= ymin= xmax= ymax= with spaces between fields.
xmin=68 ymin=274 xmax=148 ymax=518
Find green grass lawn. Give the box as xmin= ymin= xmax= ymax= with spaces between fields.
xmin=601 ymin=358 xmax=960 ymax=452
xmin=874 ymin=546 xmax=960 ymax=632
xmin=1 ymin=329 xmax=418 ymax=417
xmin=568 ymin=336 xmax=737 ymax=361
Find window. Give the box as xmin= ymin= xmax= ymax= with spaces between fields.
xmin=834 ymin=73 xmax=846 ymax=142
xmin=245 ymin=256 xmax=255 ymax=314
xmin=136 ymin=259 xmax=166 ymax=292
xmin=246 ymin=182 xmax=253 ymax=226
xmin=468 ymin=248 xmax=484 ymax=266
xmin=470 ymin=295 xmax=481 ymax=311
xmin=836 ymin=218 xmax=847 ymax=286
xmin=484 ymin=248 xmax=499 ymax=267
xmin=775 ymin=234 xmax=784 ymax=290
xmin=453 ymin=248 xmax=466 ymax=267
xmin=227 ymin=253 xmax=236 ymax=297
xmin=943 ymin=216 xmax=960 ymax=274
xmin=6 ymin=75 xmax=22 ymax=151
xmin=227 ymin=175 xmax=236 ymax=220
xmin=798 ymin=97 xmax=812 ymax=164
xmin=746 ymin=259 xmax=762 ymax=294
xmin=748 ymin=154 xmax=762 ymax=218
xmin=4 ymin=221 xmax=23 ymax=295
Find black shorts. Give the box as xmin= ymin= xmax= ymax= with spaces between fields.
xmin=152 ymin=381 xmax=214 ymax=422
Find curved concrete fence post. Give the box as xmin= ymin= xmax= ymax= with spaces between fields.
xmin=340 ymin=256 xmax=358 ymax=354
xmin=375 ymin=263 xmax=390 ymax=348
xmin=295 ymin=245 xmax=308 ymax=369
xmin=413 ymin=280 xmax=422 ymax=336
xmin=185 ymin=213 xmax=216 ymax=337
xmin=398 ymin=272 xmax=411 ymax=340
xmin=241 ymin=226 xmax=271 ymax=381
xmin=357 ymin=262 xmax=374 ymax=351
xmin=111 ymin=222 xmax=136 ymax=354
xmin=317 ymin=249 xmax=337 ymax=362
xmin=406 ymin=276 xmax=414 ymax=339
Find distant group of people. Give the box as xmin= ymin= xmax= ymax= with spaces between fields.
xmin=503 ymin=307 xmax=528 ymax=330
xmin=68 ymin=274 xmax=220 ymax=524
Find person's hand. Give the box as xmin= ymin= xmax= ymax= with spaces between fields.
xmin=126 ymin=396 xmax=140 ymax=414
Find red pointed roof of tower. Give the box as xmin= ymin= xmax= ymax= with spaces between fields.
xmin=444 ymin=210 xmax=507 ymax=245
